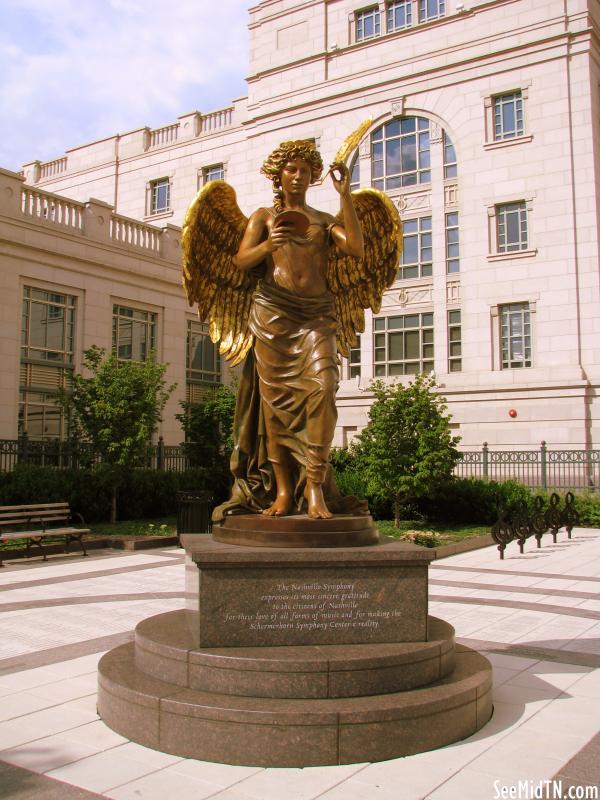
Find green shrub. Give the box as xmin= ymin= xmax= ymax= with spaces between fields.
xmin=416 ymin=478 xmax=533 ymax=525
xmin=0 ymin=464 xmax=225 ymax=523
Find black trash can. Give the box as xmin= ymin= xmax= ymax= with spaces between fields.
xmin=176 ymin=490 xmax=213 ymax=540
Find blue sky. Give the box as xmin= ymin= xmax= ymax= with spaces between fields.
xmin=0 ymin=0 xmax=250 ymax=171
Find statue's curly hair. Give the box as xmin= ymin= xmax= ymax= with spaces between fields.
xmin=261 ymin=140 xmax=323 ymax=212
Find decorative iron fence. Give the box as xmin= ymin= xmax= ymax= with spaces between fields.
xmin=455 ymin=441 xmax=599 ymax=491
xmin=2 ymin=436 xmax=599 ymax=490
xmin=0 ymin=435 xmax=191 ymax=473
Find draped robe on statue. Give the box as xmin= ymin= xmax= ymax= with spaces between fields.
xmin=213 ymin=249 xmax=368 ymax=522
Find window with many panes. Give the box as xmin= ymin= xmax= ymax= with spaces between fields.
xmin=372 ymin=117 xmax=431 ymax=190
xmin=20 ymin=287 xmax=76 ymax=439
xmin=149 ymin=178 xmax=170 ymax=215
xmin=493 ymin=92 xmax=523 ymax=140
xmin=445 ymin=212 xmax=460 ymax=273
xmin=112 ymin=305 xmax=157 ymax=362
xmin=447 ymin=310 xmax=462 ymax=372
xmin=496 ymin=202 xmax=528 ymax=253
xmin=186 ymin=320 xmax=221 ymax=396
xmin=348 ymin=335 xmax=361 ymax=378
xmin=374 ymin=313 xmax=434 ymax=376
xmin=387 ymin=0 xmax=412 ymax=31
xmin=501 ymin=303 xmax=531 ymax=368
xmin=356 ymin=6 xmax=380 ymax=40
xmin=201 ymin=164 xmax=225 ymax=185
xmin=419 ymin=0 xmax=445 ymax=22
xmin=349 ymin=155 xmax=360 ymax=191
xmin=443 ymin=131 xmax=457 ymax=178
xmin=399 ymin=217 xmax=432 ymax=279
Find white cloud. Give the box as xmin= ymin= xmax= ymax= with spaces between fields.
xmin=0 ymin=0 xmax=249 ymax=170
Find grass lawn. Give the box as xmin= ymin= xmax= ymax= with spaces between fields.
xmin=1 ymin=515 xmax=490 ymax=553
xmin=88 ymin=516 xmax=177 ymax=538
xmin=375 ymin=519 xmax=490 ymax=548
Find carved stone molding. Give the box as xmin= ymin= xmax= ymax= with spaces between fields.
xmin=392 ymin=191 xmax=431 ymax=214
xmin=391 ymin=285 xmax=434 ymax=308
xmin=429 ymin=121 xmax=443 ymax=144
xmin=446 ymin=281 xmax=461 ymax=303
xmin=391 ymin=97 xmax=405 ymax=117
xmin=359 ymin=137 xmax=371 ymax=158
xmin=444 ymin=184 xmax=459 ymax=207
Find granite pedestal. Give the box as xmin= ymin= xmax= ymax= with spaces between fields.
xmin=98 ymin=514 xmax=493 ymax=766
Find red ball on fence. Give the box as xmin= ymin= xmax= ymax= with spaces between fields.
xmin=508 ymin=409 xmax=517 ymax=418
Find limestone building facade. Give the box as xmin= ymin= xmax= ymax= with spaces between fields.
xmin=6 ymin=0 xmax=600 ymax=448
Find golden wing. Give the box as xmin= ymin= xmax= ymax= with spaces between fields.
xmin=326 ymin=189 xmax=402 ymax=358
xmin=181 ymin=181 xmax=256 ymax=366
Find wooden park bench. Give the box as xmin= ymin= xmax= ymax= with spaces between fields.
xmin=0 ymin=502 xmax=90 ymax=566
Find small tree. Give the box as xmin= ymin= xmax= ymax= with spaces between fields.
xmin=58 ymin=346 xmax=176 ymax=523
xmin=176 ymin=382 xmax=236 ymax=485
xmin=354 ymin=375 xmax=461 ymax=527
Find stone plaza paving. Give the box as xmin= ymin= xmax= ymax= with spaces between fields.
xmin=0 ymin=529 xmax=599 ymax=800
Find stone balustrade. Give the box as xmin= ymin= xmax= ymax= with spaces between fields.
xmin=200 ymin=106 xmax=233 ymax=133
xmin=21 ymin=186 xmax=84 ymax=231
xmin=110 ymin=213 xmax=161 ymax=252
xmin=40 ymin=157 xmax=68 ymax=179
xmin=21 ymin=101 xmax=239 ymax=180
xmin=0 ymin=168 xmax=180 ymax=264
xmin=149 ymin=123 xmax=179 ymax=149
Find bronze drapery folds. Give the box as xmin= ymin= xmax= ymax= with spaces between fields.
xmin=182 ymin=130 xmax=402 ymax=521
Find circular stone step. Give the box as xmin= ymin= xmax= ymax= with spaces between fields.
xmin=134 ymin=610 xmax=456 ymax=697
xmin=98 ymin=640 xmax=492 ymax=767
xmin=212 ymin=513 xmax=379 ymax=548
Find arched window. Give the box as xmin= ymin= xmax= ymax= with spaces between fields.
xmin=344 ymin=115 xmax=461 ymax=380
xmin=372 ymin=116 xmax=431 ymax=190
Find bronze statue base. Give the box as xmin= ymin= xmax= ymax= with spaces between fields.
xmin=212 ymin=513 xmax=378 ymax=548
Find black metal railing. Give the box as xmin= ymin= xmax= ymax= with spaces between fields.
xmin=0 ymin=434 xmax=191 ymax=473
xmin=2 ymin=436 xmax=599 ymax=490
xmin=455 ymin=442 xmax=599 ymax=491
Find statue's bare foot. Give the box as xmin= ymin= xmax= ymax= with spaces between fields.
xmin=306 ymin=482 xmax=333 ymax=519
xmin=263 ymin=493 xmax=292 ymax=516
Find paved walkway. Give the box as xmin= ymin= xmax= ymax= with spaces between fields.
xmin=0 ymin=530 xmax=599 ymax=799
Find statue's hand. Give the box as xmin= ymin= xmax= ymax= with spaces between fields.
xmin=268 ymin=222 xmax=293 ymax=251
xmin=330 ymin=162 xmax=351 ymax=197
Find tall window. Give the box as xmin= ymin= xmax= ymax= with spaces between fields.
xmin=201 ymin=164 xmax=225 ymax=185
xmin=20 ymin=287 xmax=76 ymax=439
xmin=445 ymin=212 xmax=460 ymax=273
xmin=443 ymin=131 xmax=457 ymax=178
xmin=348 ymin=335 xmax=361 ymax=378
xmin=387 ymin=0 xmax=412 ymax=31
xmin=501 ymin=303 xmax=532 ymax=369
xmin=186 ymin=320 xmax=221 ymax=400
xmin=372 ymin=117 xmax=431 ymax=190
xmin=419 ymin=0 xmax=445 ymax=22
xmin=112 ymin=305 xmax=157 ymax=362
xmin=349 ymin=155 xmax=360 ymax=191
xmin=399 ymin=217 xmax=432 ymax=279
xmin=497 ymin=202 xmax=528 ymax=252
xmin=447 ymin=310 xmax=462 ymax=372
xmin=493 ymin=92 xmax=524 ymax=140
xmin=374 ymin=313 xmax=434 ymax=376
xmin=356 ymin=7 xmax=380 ymax=40
xmin=149 ymin=178 xmax=170 ymax=215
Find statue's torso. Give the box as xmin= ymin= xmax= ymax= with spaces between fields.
xmin=263 ymin=208 xmax=332 ymax=297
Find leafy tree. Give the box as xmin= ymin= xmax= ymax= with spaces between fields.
xmin=57 ymin=346 xmax=176 ymax=522
xmin=354 ymin=374 xmax=461 ymax=527
xmin=176 ymin=382 xmax=236 ymax=491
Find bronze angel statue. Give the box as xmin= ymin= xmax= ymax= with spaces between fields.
xmin=182 ymin=131 xmax=402 ymax=522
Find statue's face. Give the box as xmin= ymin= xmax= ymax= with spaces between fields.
xmin=280 ymin=158 xmax=312 ymax=195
